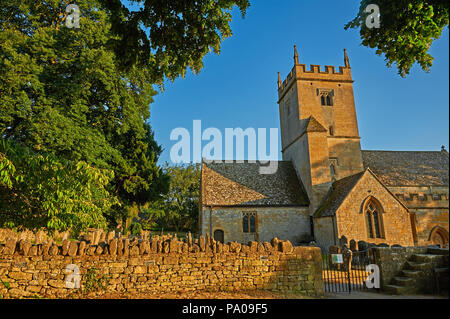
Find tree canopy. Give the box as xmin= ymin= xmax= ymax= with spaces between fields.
xmin=99 ymin=0 xmax=251 ymax=83
xmin=346 ymin=0 xmax=449 ymax=77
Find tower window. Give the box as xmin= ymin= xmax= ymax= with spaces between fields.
xmin=329 ymin=158 xmax=338 ymax=179
xmin=330 ymin=164 xmax=336 ymax=177
xmin=317 ymin=88 xmax=334 ymax=106
xmin=329 ymin=126 xmax=334 ymax=136
xmin=320 ymin=96 xmax=326 ymax=106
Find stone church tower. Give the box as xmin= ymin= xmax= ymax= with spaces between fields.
xmin=277 ymin=46 xmax=364 ymax=214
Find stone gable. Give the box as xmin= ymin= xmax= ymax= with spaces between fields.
xmin=332 ymin=169 xmax=415 ymax=246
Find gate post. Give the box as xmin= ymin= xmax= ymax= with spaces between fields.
xmin=347 ymin=268 xmax=351 ymax=293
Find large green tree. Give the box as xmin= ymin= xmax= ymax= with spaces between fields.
xmin=0 ymin=0 xmax=167 ymax=225
xmin=346 ymin=0 xmax=449 ymax=77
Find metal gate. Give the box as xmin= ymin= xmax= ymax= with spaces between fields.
xmin=322 ymin=249 xmax=375 ymax=293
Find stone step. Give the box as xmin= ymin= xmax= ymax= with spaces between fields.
xmin=435 ymin=268 xmax=449 ymax=293
xmin=412 ymin=254 xmax=445 ymax=263
xmin=427 ymin=247 xmax=449 ymax=256
xmin=392 ymin=276 xmax=415 ymax=287
xmin=401 ymin=269 xmax=423 ymax=278
xmin=434 ymin=267 xmax=449 ymax=274
xmin=384 ymin=284 xmax=417 ymax=295
xmin=406 ymin=261 xmax=430 ymax=271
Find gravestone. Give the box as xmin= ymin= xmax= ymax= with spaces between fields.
xmin=349 ymin=239 xmax=357 ymax=252
xmin=357 ymin=240 xmax=368 ymax=251
xmin=339 ymin=235 xmax=348 ymax=247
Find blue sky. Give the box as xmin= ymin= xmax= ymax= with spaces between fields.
xmin=146 ymin=1 xmax=449 ymax=165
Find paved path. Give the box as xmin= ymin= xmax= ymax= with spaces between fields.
xmin=326 ymin=291 xmax=448 ymax=299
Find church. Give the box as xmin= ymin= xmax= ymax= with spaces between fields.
xmin=199 ymin=47 xmax=449 ymax=251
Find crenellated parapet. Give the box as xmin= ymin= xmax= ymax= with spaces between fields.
xmin=395 ymin=192 xmax=449 ymax=208
xmin=277 ymin=46 xmax=353 ymax=100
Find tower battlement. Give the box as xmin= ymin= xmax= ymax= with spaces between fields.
xmin=277 ymin=47 xmax=353 ymax=100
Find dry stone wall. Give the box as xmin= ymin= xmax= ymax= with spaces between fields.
xmin=0 ymin=234 xmax=324 ymax=298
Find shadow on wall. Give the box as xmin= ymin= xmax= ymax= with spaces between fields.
xmin=309 ymin=139 xmax=364 ymax=180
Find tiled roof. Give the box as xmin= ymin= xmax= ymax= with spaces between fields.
xmin=362 ymin=150 xmax=449 ymax=186
xmin=297 ymin=116 xmax=327 ymax=137
xmin=201 ymin=161 xmax=309 ymax=207
xmin=305 ymin=116 xmax=328 ymax=133
xmin=314 ymin=171 xmax=364 ymax=217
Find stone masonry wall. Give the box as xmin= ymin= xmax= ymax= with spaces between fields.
xmin=201 ymin=207 xmax=311 ymax=245
xmin=389 ymin=185 xmax=449 ymax=246
xmin=0 ymin=235 xmax=324 ymax=298
xmin=412 ymin=208 xmax=449 ymax=246
xmin=314 ymin=216 xmax=337 ymax=251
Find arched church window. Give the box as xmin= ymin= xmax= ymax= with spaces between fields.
xmin=321 ymin=95 xmax=326 ymax=106
xmin=364 ymin=198 xmax=384 ymax=239
xmin=366 ymin=211 xmax=374 ymax=238
xmin=329 ymin=126 xmax=334 ymax=136
xmin=373 ymin=211 xmax=381 ymax=238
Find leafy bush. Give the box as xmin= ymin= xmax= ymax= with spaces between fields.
xmin=142 ymin=164 xmax=200 ymax=232
xmin=0 ymin=139 xmax=118 ymax=234
xmin=83 ymin=268 xmax=109 ymax=293
xmin=129 ymin=222 xmax=142 ymax=236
